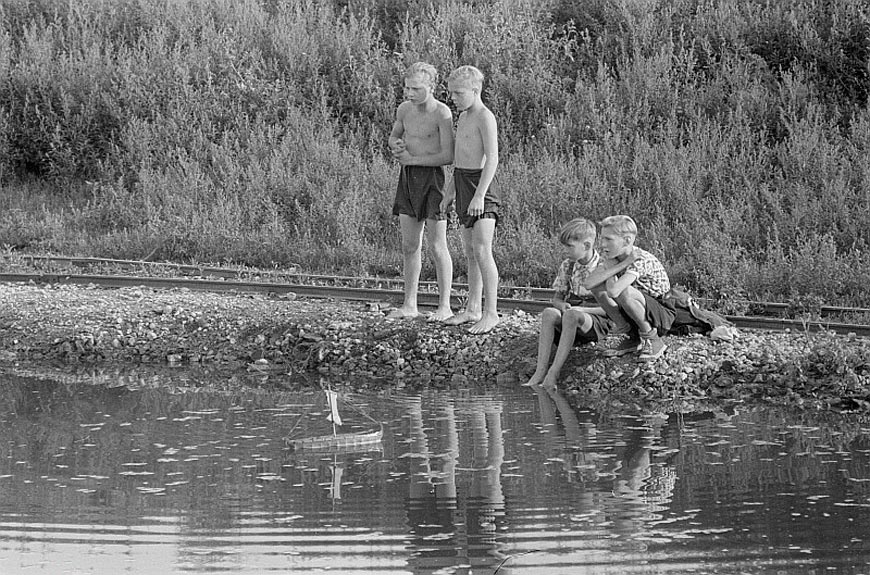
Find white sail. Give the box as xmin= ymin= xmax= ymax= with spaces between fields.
xmin=325 ymin=390 xmax=343 ymax=427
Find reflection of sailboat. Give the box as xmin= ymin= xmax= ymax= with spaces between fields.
xmin=284 ymin=388 xmax=383 ymax=453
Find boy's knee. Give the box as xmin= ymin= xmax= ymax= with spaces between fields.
xmin=562 ymin=308 xmax=586 ymax=325
xmin=428 ymin=242 xmax=450 ymax=260
xmin=401 ymin=241 xmax=421 ymax=256
xmin=541 ymin=307 xmax=561 ymax=324
xmin=615 ymin=287 xmax=643 ymax=307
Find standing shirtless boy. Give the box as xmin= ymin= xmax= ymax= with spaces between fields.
xmin=389 ymin=62 xmax=455 ymax=321
xmin=442 ymin=65 xmax=500 ymax=334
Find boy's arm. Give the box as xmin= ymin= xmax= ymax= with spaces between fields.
xmin=571 ymin=305 xmax=608 ymax=317
xmin=582 ymin=251 xmax=637 ymax=290
xmin=440 ymin=167 xmax=455 ymax=212
xmin=388 ymin=105 xmax=406 ymax=155
xmin=471 ymin=109 xmax=498 ymax=200
xmin=604 ymin=271 xmax=639 ymax=299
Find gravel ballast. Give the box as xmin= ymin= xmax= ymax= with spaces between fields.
xmin=1 ymin=282 xmax=869 ymax=411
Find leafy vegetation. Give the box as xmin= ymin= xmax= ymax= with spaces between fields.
xmin=1 ymin=0 xmax=868 ymax=306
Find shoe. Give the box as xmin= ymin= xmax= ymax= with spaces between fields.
xmin=638 ymin=335 xmax=667 ymax=362
xmin=601 ymin=333 xmax=642 ymax=357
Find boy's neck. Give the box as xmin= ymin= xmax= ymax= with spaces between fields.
xmin=415 ymin=96 xmax=436 ymax=111
xmin=464 ymin=99 xmax=483 ymax=114
xmin=576 ymin=252 xmax=595 ymax=265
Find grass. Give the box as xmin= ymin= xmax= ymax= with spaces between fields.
xmin=1 ymin=0 xmax=869 ymax=307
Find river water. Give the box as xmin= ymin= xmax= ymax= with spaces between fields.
xmin=1 ymin=369 xmax=869 ymax=574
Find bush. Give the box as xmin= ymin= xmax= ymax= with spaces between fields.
xmin=0 ymin=0 xmax=868 ymax=308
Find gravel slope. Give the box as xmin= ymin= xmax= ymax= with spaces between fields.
xmin=1 ymin=282 xmax=869 ymax=412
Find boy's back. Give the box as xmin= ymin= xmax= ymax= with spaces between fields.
xmin=619 ymin=247 xmax=670 ymax=298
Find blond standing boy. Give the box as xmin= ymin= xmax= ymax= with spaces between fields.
xmin=441 ymin=65 xmax=500 ymax=334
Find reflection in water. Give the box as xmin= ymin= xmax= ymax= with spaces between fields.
xmin=402 ymin=394 xmax=508 ymax=574
xmin=1 ymin=369 xmax=870 ymax=574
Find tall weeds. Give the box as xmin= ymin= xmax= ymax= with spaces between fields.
xmin=0 ymin=0 xmax=868 ymax=306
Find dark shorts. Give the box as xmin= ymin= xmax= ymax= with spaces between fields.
xmin=642 ymin=291 xmax=677 ymax=336
xmin=555 ymin=313 xmax=613 ymax=345
xmin=454 ymin=167 xmax=500 ymax=228
xmin=392 ymin=165 xmax=447 ymax=222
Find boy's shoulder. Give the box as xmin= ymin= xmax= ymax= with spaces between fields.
xmin=628 ymin=247 xmax=668 ymax=277
xmin=461 ymin=103 xmax=495 ymax=123
xmin=632 ymin=247 xmax=664 ymax=264
xmin=433 ymin=99 xmax=453 ymax=119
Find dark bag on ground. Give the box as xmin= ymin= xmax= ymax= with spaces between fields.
xmin=661 ymin=286 xmax=732 ymax=336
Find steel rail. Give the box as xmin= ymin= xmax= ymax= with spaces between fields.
xmin=6 ymin=254 xmax=870 ymax=318
xmin=2 ymin=271 xmax=869 ymax=337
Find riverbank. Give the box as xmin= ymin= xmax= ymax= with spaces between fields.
xmin=1 ymin=282 xmax=869 ymax=412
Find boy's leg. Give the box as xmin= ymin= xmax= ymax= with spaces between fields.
xmin=592 ymin=287 xmax=642 ymax=357
xmin=541 ymin=309 xmax=591 ymax=389
xmin=616 ymin=288 xmax=668 ymax=362
xmin=468 ymin=218 xmax=499 ymax=334
xmin=524 ymin=307 xmax=561 ymax=387
xmin=613 ymin=286 xmax=653 ymax=334
xmin=611 ymin=286 xmax=667 ymax=361
xmin=390 ymin=214 xmax=425 ymax=318
xmin=424 ymin=218 xmax=454 ymax=321
xmin=591 ymin=287 xmax=632 ymax=333
xmin=444 ymin=226 xmax=482 ymax=325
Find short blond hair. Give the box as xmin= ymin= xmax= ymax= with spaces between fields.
xmin=559 ymin=218 xmax=597 ymax=245
xmin=599 ymin=215 xmax=637 ymax=237
xmin=448 ymin=65 xmax=484 ymax=90
xmin=405 ymin=62 xmax=437 ymax=87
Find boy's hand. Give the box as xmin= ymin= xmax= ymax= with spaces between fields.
xmin=394 ymin=150 xmax=414 ymax=165
xmin=467 ymin=195 xmax=485 ymax=216
xmin=390 ymin=139 xmax=405 ymax=156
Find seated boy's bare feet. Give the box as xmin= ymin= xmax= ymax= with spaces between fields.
xmin=387 ymin=307 xmax=421 ymax=319
xmin=541 ymin=373 xmax=559 ymax=390
xmin=523 ymin=371 xmax=546 ymax=387
xmin=468 ymin=312 xmax=499 ymax=334
xmin=444 ymin=311 xmax=481 ymax=326
xmin=427 ymin=307 xmax=454 ymax=322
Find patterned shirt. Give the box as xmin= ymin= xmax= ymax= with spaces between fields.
xmin=551 ymin=251 xmax=601 ymax=303
xmin=619 ymin=247 xmax=671 ymax=298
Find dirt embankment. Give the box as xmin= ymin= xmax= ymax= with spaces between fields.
xmin=1 ymin=282 xmax=869 ymax=412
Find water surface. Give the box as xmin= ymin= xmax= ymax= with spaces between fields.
xmin=1 ymin=370 xmax=869 ymax=574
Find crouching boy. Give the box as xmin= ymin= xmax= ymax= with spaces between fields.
xmin=583 ymin=215 xmax=675 ymax=362
xmin=525 ymin=218 xmax=613 ymax=389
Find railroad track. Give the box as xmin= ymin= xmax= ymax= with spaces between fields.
xmin=2 ymin=265 xmax=869 ymax=337
xmin=8 ymin=254 xmax=870 ymax=318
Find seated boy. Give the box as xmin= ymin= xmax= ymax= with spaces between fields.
xmin=524 ymin=218 xmax=613 ymax=389
xmin=583 ymin=215 xmax=675 ymax=362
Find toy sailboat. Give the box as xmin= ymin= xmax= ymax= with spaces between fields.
xmin=284 ymin=388 xmax=383 ymax=453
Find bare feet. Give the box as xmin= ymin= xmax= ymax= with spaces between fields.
xmin=427 ymin=307 xmax=454 ymax=323
xmin=540 ymin=372 xmax=558 ymax=390
xmin=468 ymin=311 xmax=500 ymax=334
xmin=443 ymin=311 xmax=481 ymax=326
xmin=523 ymin=371 xmax=546 ymax=387
xmin=387 ymin=306 xmax=422 ymax=319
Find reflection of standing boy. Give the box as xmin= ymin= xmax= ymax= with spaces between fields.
xmin=389 ymin=62 xmax=455 ymax=321
xmin=584 ymin=215 xmax=674 ymax=362
xmin=442 ymin=65 xmax=500 ymax=334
